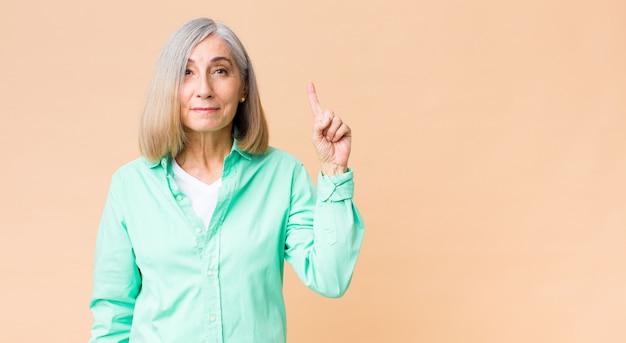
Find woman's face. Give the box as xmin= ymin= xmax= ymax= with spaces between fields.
xmin=179 ymin=34 xmax=245 ymax=136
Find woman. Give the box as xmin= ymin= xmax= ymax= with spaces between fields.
xmin=89 ymin=17 xmax=364 ymax=342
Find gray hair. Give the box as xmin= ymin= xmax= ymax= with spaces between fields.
xmin=139 ymin=17 xmax=268 ymax=161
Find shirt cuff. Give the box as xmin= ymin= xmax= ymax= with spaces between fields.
xmin=317 ymin=169 xmax=355 ymax=202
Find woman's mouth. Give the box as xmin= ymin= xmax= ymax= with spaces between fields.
xmin=192 ymin=107 xmax=219 ymax=114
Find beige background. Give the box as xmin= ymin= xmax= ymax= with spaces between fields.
xmin=1 ymin=0 xmax=625 ymax=342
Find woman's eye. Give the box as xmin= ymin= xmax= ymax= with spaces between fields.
xmin=184 ymin=69 xmax=192 ymax=75
xmin=214 ymin=68 xmax=228 ymax=75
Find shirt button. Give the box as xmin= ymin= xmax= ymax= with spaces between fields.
xmin=176 ymin=194 xmax=183 ymax=201
xmin=195 ymin=227 xmax=202 ymax=233
xmin=210 ymin=316 xmax=216 ymax=322
xmin=207 ymin=270 xmax=214 ymax=276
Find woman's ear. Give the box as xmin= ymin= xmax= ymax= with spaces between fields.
xmin=242 ymin=82 xmax=248 ymax=100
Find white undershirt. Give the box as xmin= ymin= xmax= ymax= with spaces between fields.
xmin=172 ymin=159 xmax=222 ymax=229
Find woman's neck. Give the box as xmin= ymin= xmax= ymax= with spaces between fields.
xmin=175 ymin=131 xmax=233 ymax=185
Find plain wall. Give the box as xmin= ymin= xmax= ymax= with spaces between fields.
xmin=1 ymin=0 xmax=625 ymax=342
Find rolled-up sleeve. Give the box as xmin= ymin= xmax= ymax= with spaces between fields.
xmin=89 ymin=176 xmax=141 ymax=343
xmin=284 ymin=166 xmax=365 ymax=298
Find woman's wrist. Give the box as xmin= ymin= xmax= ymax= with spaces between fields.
xmin=320 ymin=163 xmax=348 ymax=176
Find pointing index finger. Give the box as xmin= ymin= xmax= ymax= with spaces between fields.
xmin=307 ymin=82 xmax=323 ymax=118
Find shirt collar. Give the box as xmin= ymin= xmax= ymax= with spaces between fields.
xmin=147 ymin=138 xmax=251 ymax=170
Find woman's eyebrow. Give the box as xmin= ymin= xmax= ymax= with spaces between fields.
xmin=186 ymin=57 xmax=233 ymax=64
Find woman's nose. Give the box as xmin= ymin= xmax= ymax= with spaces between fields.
xmin=196 ymin=75 xmax=213 ymax=98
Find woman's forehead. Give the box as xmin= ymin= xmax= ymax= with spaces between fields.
xmin=189 ymin=34 xmax=234 ymax=61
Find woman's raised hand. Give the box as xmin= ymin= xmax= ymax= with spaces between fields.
xmin=307 ymin=82 xmax=351 ymax=176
